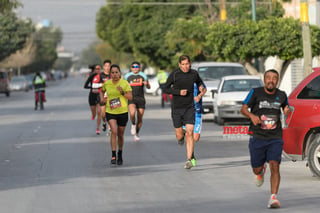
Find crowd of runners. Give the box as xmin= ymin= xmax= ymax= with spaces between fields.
xmin=83 ymin=56 xmax=206 ymax=169
xmin=83 ymin=55 xmax=290 ymax=209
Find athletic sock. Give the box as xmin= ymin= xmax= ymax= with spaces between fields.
xmin=112 ymin=151 xmax=116 ymax=158
xmin=117 ymin=150 xmax=122 ymax=159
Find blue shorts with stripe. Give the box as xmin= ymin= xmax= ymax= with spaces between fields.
xmin=193 ymin=112 xmax=202 ymax=134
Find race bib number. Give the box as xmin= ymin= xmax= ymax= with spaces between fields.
xmin=109 ymin=98 xmax=121 ymax=110
xmin=260 ymin=114 xmax=278 ymax=130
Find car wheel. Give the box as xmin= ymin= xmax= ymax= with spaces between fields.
xmin=216 ymin=116 xmax=224 ymax=126
xmin=307 ymin=137 xmax=320 ymax=177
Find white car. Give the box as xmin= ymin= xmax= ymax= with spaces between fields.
xmin=192 ymin=62 xmax=247 ymax=114
xmin=145 ymin=74 xmax=161 ymax=96
xmin=213 ymin=75 xmax=263 ymax=125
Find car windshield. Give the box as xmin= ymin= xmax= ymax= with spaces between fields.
xmin=197 ymin=66 xmax=246 ymax=80
xmin=11 ymin=76 xmax=25 ymax=82
xmin=221 ymin=79 xmax=262 ymax=92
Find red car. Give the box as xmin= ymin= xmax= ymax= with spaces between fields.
xmin=283 ymin=68 xmax=320 ymax=177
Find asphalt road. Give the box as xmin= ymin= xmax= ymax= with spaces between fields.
xmin=0 ymin=74 xmax=319 ymax=213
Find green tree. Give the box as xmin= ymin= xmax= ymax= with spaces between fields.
xmin=22 ymin=26 xmax=62 ymax=73
xmin=79 ymin=41 xmax=103 ymax=67
xmin=227 ymin=0 xmax=285 ymax=22
xmin=96 ymin=0 xmax=198 ymax=68
xmin=204 ymin=17 xmax=320 ymax=80
xmin=0 ymin=0 xmax=21 ymax=13
xmin=0 ymin=11 xmax=33 ymax=61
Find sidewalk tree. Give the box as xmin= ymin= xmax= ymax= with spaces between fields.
xmin=227 ymin=0 xmax=285 ymax=22
xmin=204 ymin=17 xmax=320 ymax=81
xmin=0 ymin=11 xmax=33 ymax=61
xmin=22 ymin=26 xmax=62 ymax=73
xmin=0 ymin=0 xmax=21 ymax=13
xmin=96 ymin=0 xmax=198 ymax=68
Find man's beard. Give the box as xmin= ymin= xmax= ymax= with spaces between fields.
xmin=266 ymin=84 xmax=275 ymax=92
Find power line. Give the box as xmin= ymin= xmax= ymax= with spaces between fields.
xmin=106 ymin=1 xmax=272 ymax=6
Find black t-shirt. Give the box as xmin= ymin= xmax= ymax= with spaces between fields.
xmin=100 ymin=72 xmax=111 ymax=83
xmin=163 ymin=68 xmax=203 ymax=109
xmin=243 ymin=87 xmax=288 ymax=139
xmin=124 ymin=71 xmax=148 ymax=99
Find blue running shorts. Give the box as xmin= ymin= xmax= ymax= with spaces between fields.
xmin=193 ymin=112 xmax=202 ymax=134
xmin=249 ymin=136 xmax=283 ymax=168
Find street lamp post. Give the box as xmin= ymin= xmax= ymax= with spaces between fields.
xmin=300 ymin=1 xmax=313 ymax=77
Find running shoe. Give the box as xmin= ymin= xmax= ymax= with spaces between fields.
xmin=178 ymin=128 xmax=186 ymax=145
xmin=191 ymin=158 xmax=197 ymax=167
xmin=267 ymin=194 xmax=280 ymax=208
xmin=106 ymin=128 xmax=111 ymax=136
xmin=91 ymin=115 xmax=95 ymax=120
xmin=134 ymin=134 xmax=140 ymax=142
xmin=131 ymin=124 xmax=136 ymax=135
xmin=117 ymin=157 xmax=123 ymax=165
xmin=102 ymin=122 xmax=107 ymax=132
xmin=255 ymin=164 xmax=266 ymax=187
xmin=178 ymin=137 xmax=184 ymax=146
xmin=96 ymin=129 xmax=100 ymax=135
xmin=184 ymin=160 xmax=193 ymax=169
xmin=110 ymin=157 xmax=116 ymax=165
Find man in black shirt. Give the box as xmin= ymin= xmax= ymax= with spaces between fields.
xmin=241 ymin=69 xmax=291 ymax=209
xmin=163 ymin=55 xmax=206 ymax=169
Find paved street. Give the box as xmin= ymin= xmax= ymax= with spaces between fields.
xmin=0 ymin=74 xmax=319 ymax=213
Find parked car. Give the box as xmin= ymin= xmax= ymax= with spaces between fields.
xmin=0 ymin=70 xmax=10 ymax=97
xmin=145 ymin=74 xmax=161 ymax=96
xmin=10 ymin=75 xmax=29 ymax=92
xmin=282 ymin=68 xmax=320 ymax=177
xmin=25 ymin=73 xmax=35 ymax=89
xmin=192 ymin=62 xmax=247 ymax=114
xmin=212 ymin=75 xmax=263 ymax=125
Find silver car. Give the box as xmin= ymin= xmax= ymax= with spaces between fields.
xmin=191 ymin=62 xmax=247 ymax=114
xmin=10 ymin=76 xmax=29 ymax=92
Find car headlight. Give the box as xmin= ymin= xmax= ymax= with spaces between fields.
xmin=220 ymin=100 xmax=237 ymax=106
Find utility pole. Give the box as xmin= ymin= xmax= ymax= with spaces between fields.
xmin=251 ymin=0 xmax=259 ymax=71
xmin=219 ymin=0 xmax=226 ymax=21
xmin=251 ymin=0 xmax=256 ymax=22
xmin=300 ymin=1 xmax=313 ymax=77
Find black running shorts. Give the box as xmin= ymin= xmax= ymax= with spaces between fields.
xmin=106 ymin=112 xmax=128 ymax=127
xmin=88 ymin=92 xmax=100 ymax=106
xmin=171 ymin=106 xmax=195 ymax=128
xmin=128 ymin=96 xmax=146 ymax=109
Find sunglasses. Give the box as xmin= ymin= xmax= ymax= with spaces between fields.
xmin=132 ymin=65 xmax=140 ymax=68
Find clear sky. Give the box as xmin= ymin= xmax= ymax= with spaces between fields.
xmin=17 ymin=0 xmax=107 ymax=54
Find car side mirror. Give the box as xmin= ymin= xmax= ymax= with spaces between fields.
xmin=211 ymin=89 xmax=217 ymax=98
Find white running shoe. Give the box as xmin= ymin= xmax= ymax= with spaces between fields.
xmin=106 ymin=128 xmax=111 ymax=136
xmin=267 ymin=194 xmax=280 ymax=208
xmin=131 ymin=124 xmax=136 ymax=135
xmin=255 ymin=164 xmax=266 ymax=187
xmin=134 ymin=134 xmax=140 ymax=142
